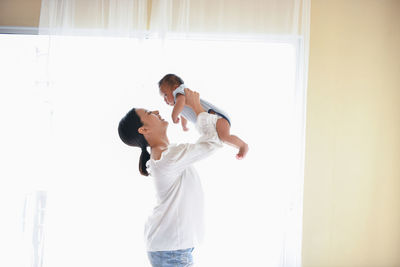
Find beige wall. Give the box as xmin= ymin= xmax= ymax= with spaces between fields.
xmin=0 ymin=0 xmax=41 ymax=27
xmin=1 ymin=0 xmax=400 ymax=266
xmin=303 ymin=0 xmax=400 ymax=266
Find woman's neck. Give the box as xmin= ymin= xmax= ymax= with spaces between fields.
xmin=152 ymin=141 xmax=169 ymax=151
xmin=149 ymin=134 xmax=169 ymax=150
xmin=150 ymin=139 xmax=169 ymax=161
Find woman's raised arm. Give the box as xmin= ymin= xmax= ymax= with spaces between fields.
xmin=184 ymin=88 xmax=205 ymax=115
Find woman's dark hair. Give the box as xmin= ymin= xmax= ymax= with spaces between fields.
xmin=118 ymin=108 xmax=151 ymax=176
xmin=158 ymin=74 xmax=184 ymax=88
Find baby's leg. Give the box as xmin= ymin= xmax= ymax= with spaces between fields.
xmin=181 ymin=115 xmax=189 ymax=131
xmin=216 ymin=118 xmax=249 ymax=159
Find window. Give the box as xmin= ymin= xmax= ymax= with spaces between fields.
xmin=0 ymin=34 xmax=302 ymax=267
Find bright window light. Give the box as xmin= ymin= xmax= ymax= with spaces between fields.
xmin=0 ymin=34 xmax=301 ymax=267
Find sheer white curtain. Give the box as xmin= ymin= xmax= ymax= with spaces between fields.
xmin=1 ymin=1 xmax=311 ymax=267
xmin=39 ymin=0 xmax=308 ymax=37
xmin=39 ymin=0 xmax=149 ymax=37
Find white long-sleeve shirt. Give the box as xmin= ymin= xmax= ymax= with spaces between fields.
xmin=145 ymin=112 xmax=223 ymax=251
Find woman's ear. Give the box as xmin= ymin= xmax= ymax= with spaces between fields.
xmin=138 ymin=126 xmax=147 ymax=135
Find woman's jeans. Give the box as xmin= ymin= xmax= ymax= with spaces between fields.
xmin=147 ymin=248 xmax=194 ymax=267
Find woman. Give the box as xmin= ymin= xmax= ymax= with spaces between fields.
xmin=118 ymin=89 xmax=223 ymax=267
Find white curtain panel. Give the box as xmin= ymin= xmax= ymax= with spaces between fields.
xmin=39 ymin=0 xmax=308 ymax=38
xmin=149 ymin=0 xmax=306 ymax=38
xmin=39 ymin=0 xmax=149 ymax=37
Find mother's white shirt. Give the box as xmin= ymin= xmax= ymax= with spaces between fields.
xmin=145 ymin=112 xmax=223 ymax=251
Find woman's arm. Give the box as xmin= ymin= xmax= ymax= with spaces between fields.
xmin=167 ymin=89 xmax=222 ymax=169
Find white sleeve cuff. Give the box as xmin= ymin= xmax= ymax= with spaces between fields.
xmin=196 ymin=112 xmax=219 ymax=135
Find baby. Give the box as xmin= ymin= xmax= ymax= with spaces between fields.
xmin=158 ymin=74 xmax=248 ymax=159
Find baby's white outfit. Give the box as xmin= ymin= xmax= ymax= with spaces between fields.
xmin=172 ymin=84 xmax=231 ymax=125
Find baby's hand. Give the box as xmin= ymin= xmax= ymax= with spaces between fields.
xmin=172 ymin=115 xmax=180 ymax=124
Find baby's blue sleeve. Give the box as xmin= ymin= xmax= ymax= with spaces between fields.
xmin=172 ymin=84 xmax=186 ymax=103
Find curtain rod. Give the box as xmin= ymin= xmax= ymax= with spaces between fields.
xmin=0 ymin=26 xmax=302 ymax=44
xmin=0 ymin=26 xmax=39 ymax=35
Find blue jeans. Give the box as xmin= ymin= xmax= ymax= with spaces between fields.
xmin=147 ymin=248 xmax=194 ymax=267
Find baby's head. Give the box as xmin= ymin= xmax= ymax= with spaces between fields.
xmin=158 ymin=74 xmax=184 ymax=106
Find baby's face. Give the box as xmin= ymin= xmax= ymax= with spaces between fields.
xmin=159 ymin=84 xmax=175 ymax=106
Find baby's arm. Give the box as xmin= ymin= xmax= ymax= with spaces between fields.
xmin=172 ymin=94 xmax=186 ymax=124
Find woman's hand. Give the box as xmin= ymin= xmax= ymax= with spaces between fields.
xmin=184 ymin=88 xmax=205 ymax=115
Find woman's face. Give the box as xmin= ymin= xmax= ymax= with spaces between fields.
xmin=136 ymin=109 xmax=168 ymax=133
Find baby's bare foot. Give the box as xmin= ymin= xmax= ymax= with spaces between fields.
xmin=183 ymin=126 xmax=189 ymax=132
xmin=236 ymin=144 xmax=249 ymax=160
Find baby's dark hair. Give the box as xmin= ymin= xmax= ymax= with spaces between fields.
xmin=158 ymin=74 xmax=184 ymax=89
